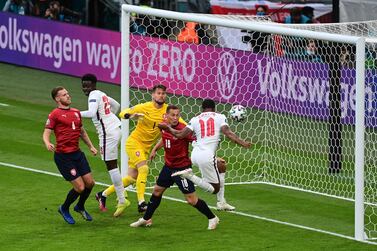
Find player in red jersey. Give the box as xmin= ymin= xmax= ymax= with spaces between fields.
xmin=130 ymin=105 xmax=219 ymax=230
xmin=43 ymin=86 xmax=97 ymax=225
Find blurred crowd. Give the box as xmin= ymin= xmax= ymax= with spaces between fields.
xmin=2 ymin=0 xmax=83 ymax=23
xmin=2 ymin=0 xmax=375 ymax=69
xmin=1 ymin=0 xmax=320 ymax=28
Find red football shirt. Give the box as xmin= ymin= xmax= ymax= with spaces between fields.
xmin=162 ymin=122 xmax=194 ymax=168
xmin=45 ymin=108 xmax=82 ymax=153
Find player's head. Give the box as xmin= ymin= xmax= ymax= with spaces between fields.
xmin=81 ymin=74 xmax=97 ymax=96
xmin=152 ymin=84 xmax=167 ymax=106
xmin=166 ymin=105 xmax=180 ymax=126
xmin=51 ymin=86 xmax=71 ymax=107
xmin=202 ymin=99 xmax=216 ymax=112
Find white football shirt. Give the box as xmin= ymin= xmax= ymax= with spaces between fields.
xmin=187 ymin=112 xmax=228 ymax=154
xmin=80 ymin=90 xmax=121 ymax=137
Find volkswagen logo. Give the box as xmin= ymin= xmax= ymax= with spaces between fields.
xmin=217 ymin=52 xmax=238 ymax=100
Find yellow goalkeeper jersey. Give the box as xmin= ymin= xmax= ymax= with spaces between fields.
xmin=119 ymin=102 xmax=184 ymax=150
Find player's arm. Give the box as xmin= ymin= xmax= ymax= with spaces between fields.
xmin=108 ymin=96 xmax=120 ymax=114
xmin=80 ymin=93 xmax=99 ymax=118
xmin=150 ymin=138 xmax=164 ymax=161
xmin=119 ymin=103 xmax=144 ymax=119
xmin=221 ymin=125 xmax=251 ymax=148
xmin=80 ymin=127 xmax=98 ymax=155
xmin=158 ymin=123 xmax=193 ymax=139
xmin=42 ymin=128 xmax=55 ymax=152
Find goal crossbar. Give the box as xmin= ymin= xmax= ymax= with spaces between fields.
xmin=120 ymin=4 xmax=366 ymax=241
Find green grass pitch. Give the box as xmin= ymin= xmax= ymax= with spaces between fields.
xmin=0 ymin=62 xmax=376 ymax=250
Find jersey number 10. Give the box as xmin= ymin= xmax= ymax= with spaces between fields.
xmin=199 ymin=118 xmax=215 ymax=138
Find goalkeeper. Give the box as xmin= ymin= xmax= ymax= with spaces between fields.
xmin=95 ymin=84 xmax=184 ymax=213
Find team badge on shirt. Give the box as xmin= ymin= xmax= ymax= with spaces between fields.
xmin=135 ymin=151 xmax=140 ymax=157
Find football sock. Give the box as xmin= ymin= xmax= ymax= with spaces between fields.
xmin=108 ymin=168 xmax=125 ymax=204
xmin=216 ymin=173 xmax=226 ymax=203
xmin=103 ymin=176 xmax=135 ymax=197
xmin=189 ymin=175 xmax=215 ymax=193
xmin=143 ymin=194 xmax=162 ymax=220
xmin=76 ymin=187 xmax=92 ymax=209
xmin=136 ymin=165 xmax=149 ymax=203
xmin=62 ymin=188 xmax=80 ymax=210
xmin=194 ymin=198 xmax=215 ymax=219
xmin=122 ymin=176 xmax=136 ymax=188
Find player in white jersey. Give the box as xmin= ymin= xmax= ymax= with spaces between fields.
xmin=159 ymin=99 xmax=251 ymax=211
xmin=80 ymin=74 xmax=130 ymax=217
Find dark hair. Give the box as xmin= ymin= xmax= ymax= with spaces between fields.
xmin=302 ymin=6 xmax=314 ymax=17
xmin=166 ymin=104 xmax=179 ymax=113
xmin=290 ymin=7 xmax=301 ymax=17
xmin=81 ymin=74 xmax=97 ymax=84
xmin=202 ymin=99 xmax=216 ymax=110
xmin=256 ymin=5 xmax=267 ymax=12
xmin=152 ymin=84 xmax=167 ymax=92
xmin=51 ymin=86 xmax=65 ymax=100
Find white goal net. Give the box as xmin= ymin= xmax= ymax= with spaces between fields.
xmin=284 ymin=20 xmax=377 ymax=240
xmin=121 ymin=5 xmax=375 ymax=240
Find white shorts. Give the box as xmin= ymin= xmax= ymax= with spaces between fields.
xmin=191 ymin=148 xmax=220 ymax=184
xmin=99 ymin=127 xmax=121 ymax=161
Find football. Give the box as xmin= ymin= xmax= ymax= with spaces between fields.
xmin=229 ymin=105 xmax=247 ymax=122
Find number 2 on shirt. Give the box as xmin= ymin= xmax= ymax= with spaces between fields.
xmin=199 ymin=118 xmax=215 ymax=138
xmin=102 ymin=96 xmax=111 ymax=115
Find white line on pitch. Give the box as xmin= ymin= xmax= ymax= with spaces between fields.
xmin=0 ymin=103 xmax=10 ymax=106
xmin=0 ymin=161 xmax=376 ymax=246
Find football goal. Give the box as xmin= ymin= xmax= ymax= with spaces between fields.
xmin=120 ymin=4 xmax=374 ymax=241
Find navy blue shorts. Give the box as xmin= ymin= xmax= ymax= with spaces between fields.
xmin=54 ymin=151 xmax=92 ymax=181
xmin=156 ymin=165 xmax=195 ymax=194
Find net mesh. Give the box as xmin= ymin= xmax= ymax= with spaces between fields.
xmin=285 ymin=19 xmax=377 ymax=240
xmin=126 ymin=11 xmax=377 ymax=239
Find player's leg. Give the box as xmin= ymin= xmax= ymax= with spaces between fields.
xmin=122 ymin=140 xmax=150 ymax=212
xmin=54 ymin=152 xmax=81 ymax=224
xmin=73 ymin=173 xmax=94 ymax=221
xmin=107 ymin=158 xmax=131 ymax=217
xmin=102 ymin=129 xmax=130 ymax=216
xmin=216 ymin=157 xmax=235 ymax=211
xmin=100 ymin=168 xmax=136 ymax=198
xmin=97 ymin=139 xmax=139 ymax=210
xmin=130 ymin=185 xmax=165 ymax=227
xmin=173 ymin=150 xmax=219 ymax=194
xmin=135 ymin=159 xmax=149 ymax=212
xmin=73 ymin=152 xmax=95 ymax=221
xmin=185 ymin=193 xmax=219 ymax=230
xmin=175 ymin=170 xmax=219 ymax=230
xmin=58 ymin=176 xmax=85 ymax=225
xmin=130 ymin=166 xmax=171 ymax=227
xmin=103 ymin=129 xmax=126 ymax=203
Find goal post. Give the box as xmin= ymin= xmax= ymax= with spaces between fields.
xmin=120 ymin=4 xmax=367 ymax=241
xmin=120 ymin=7 xmax=130 ymax=181
xmin=354 ymin=37 xmax=366 ymax=241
